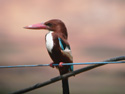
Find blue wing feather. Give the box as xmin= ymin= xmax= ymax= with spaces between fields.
xmin=69 ymin=65 xmax=73 ymax=71
xmin=58 ymin=38 xmax=71 ymax=50
xmin=58 ymin=38 xmax=65 ymax=50
xmin=58 ymin=38 xmax=73 ymax=71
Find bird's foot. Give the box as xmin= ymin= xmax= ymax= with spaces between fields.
xmin=59 ymin=62 xmax=64 ymax=67
xmin=49 ymin=62 xmax=55 ymax=68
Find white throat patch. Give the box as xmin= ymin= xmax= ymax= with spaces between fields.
xmin=45 ymin=31 xmax=54 ymax=53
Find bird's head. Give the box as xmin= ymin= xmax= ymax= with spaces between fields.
xmin=24 ymin=19 xmax=68 ymax=39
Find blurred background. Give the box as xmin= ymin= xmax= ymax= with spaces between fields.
xmin=0 ymin=0 xmax=125 ymax=94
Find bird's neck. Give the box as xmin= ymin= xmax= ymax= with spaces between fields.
xmin=54 ymin=25 xmax=68 ymax=39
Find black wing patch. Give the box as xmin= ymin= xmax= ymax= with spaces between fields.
xmin=58 ymin=38 xmax=70 ymax=50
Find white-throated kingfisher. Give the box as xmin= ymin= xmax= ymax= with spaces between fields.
xmin=24 ymin=19 xmax=73 ymax=94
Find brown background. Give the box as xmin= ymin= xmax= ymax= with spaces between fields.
xmin=0 ymin=0 xmax=125 ymax=94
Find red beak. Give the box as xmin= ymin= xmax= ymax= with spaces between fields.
xmin=24 ymin=23 xmax=47 ymax=29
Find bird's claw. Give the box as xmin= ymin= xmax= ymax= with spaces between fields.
xmin=59 ymin=62 xmax=64 ymax=67
xmin=49 ymin=62 xmax=55 ymax=68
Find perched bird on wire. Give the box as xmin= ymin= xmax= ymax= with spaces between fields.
xmin=24 ymin=19 xmax=73 ymax=94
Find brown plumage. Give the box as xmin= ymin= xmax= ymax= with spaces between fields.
xmin=24 ymin=19 xmax=73 ymax=94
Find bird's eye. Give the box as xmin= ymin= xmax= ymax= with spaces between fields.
xmin=46 ymin=23 xmax=52 ymax=27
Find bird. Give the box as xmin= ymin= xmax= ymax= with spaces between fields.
xmin=24 ymin=19 xmax=73 ymax=94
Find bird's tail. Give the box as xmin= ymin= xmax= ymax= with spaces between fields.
xmin=62 ymin=78 xmax=69 ymax=94
xmin=59 ymin=69 xmax=70 ymax=94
